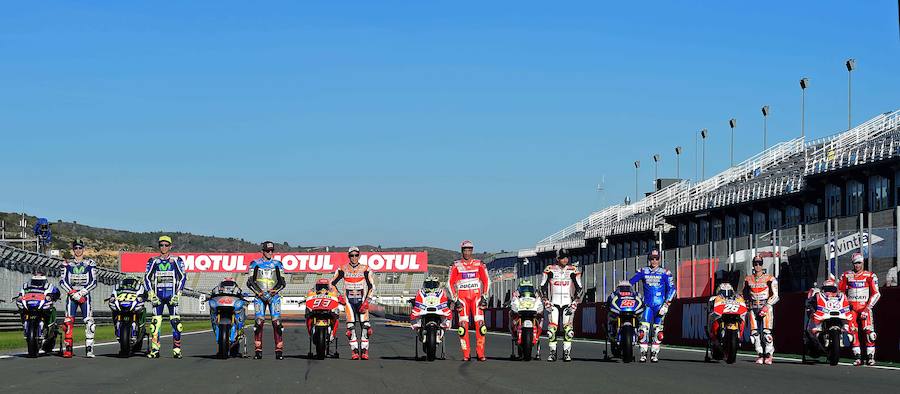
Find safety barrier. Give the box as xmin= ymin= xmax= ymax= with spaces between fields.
xmin=484 ymin=287 xmax=900 ymax=362
xmin=0 ymin=309 xmax=208 ymax=332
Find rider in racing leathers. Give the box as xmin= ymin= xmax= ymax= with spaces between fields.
xmin=246 ymin=241 xmax=286 ymax=360
xmin=144 ymin=235 xmax=187 ymax=359
xmin=330 ymin=246 xmax=376 ymax=360
xmin=629 ymin=249 xmax=675 ymax=363
xmin=58 ymin=239 xmax=98 ymax=358
xmin=540 ymin=248 xmax=583 ymax=362
xmin=448 ymin=240 xmax=490 ymax=361
xmin=743 ymin=255 xmax=779 ymax=365
xmin=839 ymin=252 xmax=881 ymax=366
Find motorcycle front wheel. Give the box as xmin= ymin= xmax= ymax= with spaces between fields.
xmin=313 ymin=326 xmax=327 ymax=360
xmin=218 ymin=323 xmax=231 ymax=359
xmin=724 ymin=329 xmax=738 ymax=364
xmin=521 ymin=326 xmax=533 ymax=361
xmin=827 ymin=329 xmax=841 ymax=366
xmin=120 ymin=321 xmax=133 ymax=357
xmin=621 ymin=325 xmax=634 ymax=363
xmin=425 ymin=326 xmax=437 ymax=361
xmin=26 ymin=320 xmax=39 ymax=358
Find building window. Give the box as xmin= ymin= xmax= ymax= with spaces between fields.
xmin=689 ymin=222 xmax=698 ymax=245
xmin=846 ymin=180 xmax=864 ymax=216
xmin=678 ymin=223 xmax=687 ymax=247
xmin=725 ymin=216 xmax=737 ymax=238
xmin=785 ymin=205 xmax=801 ymax=227
xmin=753 ymin=211 xmax=767 ymax=234
xmin=699 ymin=219 xmax=709 ymax=244
xmin=624 ymin=242 xmax=632 ymax=258
xmin=712 ymin=217 xmax=723 ymax=241
xmin=869 ymin=175 xmax=890 ymax=211
xmin=769 ymin=208 xmax=783 ymax=230
xmin=639 ymin=240 xmax=647 ymax=256
xmin=826 ymin=184 xmax=842 ymax=218
xmin=804 ymin=203 xmax=819 ymax=223
xmin=739 ymin=214 xmax=750 ymax=236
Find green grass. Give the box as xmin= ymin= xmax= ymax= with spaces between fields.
xmin=0 ymin=320 xmax=210 ymax=352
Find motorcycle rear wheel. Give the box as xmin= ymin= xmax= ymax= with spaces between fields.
xmin=621 ymin=325 xmax=634 ymax=363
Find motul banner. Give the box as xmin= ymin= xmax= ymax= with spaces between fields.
xmin=119 ymin=252 xmax=428 ymax=273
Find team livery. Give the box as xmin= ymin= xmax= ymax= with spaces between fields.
xmin=144 ymin=236 xmax=187 ymax=358
xmin=838 ymin=252 xmax=881 ymax=366
xmin=743 ymin=255 xmax=779 ymax=365
xmin=448 ymin=240 xmax=490 ymax=361
xmin=539 ymin=248 xmax=583 ymax=362
xmin=330 ymin=246 xmax=375 ymax=360
xmin=246 ymin=241 xmax=287 ymax=360
xmin=628 ymin=249 xmax=675 ymax=363
xmin=58 ymin=240 xmax=98 ymax=358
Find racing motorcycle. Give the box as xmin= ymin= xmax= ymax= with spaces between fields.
xmin=208 ymin=292 xmax=251 ymax=359
xmin=413 ymin=292 xmax=450 ymax=361
xmin=802 ymin=288 xmax=851 ymax=366
xmin=107 ymin=288 xmax=148 ymax=357
xmin=305 ymin=294 xmax=342 ymax=360
xmin=509 ymin=293 xmax=543 ymax=361
xmin=14 ymin=289 xmax=61 ymax=358
xmin=606 ymin=291 xmax=644 ymax=363
xmin=705 ymin=295 xmax=749 ymax=364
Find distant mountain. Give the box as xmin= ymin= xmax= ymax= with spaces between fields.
xmin=0 ymin=212 xmax=491 ymax=269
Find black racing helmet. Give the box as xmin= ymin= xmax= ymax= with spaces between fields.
xmin=315 ymin=278 xmax=331 ymax=294
xmin=616 ymin=280 xmax=633 ymax=295
xmin=423 ymin=276 xmax=440 ymax=290
xmin=518 ymin=279 xmax=535 ymax=297
xmin=120 ymin=276 xmax=141 ymax=290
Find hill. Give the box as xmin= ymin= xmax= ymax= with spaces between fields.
xmin=0 ymin=212 xmax=490 ymax=269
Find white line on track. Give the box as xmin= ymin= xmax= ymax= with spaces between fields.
xmin=383 ymin=321 xmax=899 ymax=371
xmin=0 ymin=329 xmax=212 ymax=359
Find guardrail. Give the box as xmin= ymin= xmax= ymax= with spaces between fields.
xmin=0 ymin=309 xmax=208 ymax=332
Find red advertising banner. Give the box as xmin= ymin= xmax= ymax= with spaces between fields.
xmin=119 ymin=252 xmax=428 ymax=273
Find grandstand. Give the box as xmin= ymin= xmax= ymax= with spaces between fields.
xmin=514 ymin=109 xmax=900 ymax=304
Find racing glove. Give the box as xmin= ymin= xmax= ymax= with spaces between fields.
xmin=659 ymin=303 xmax=670 ymax=317
xmin=338 ymin=295 xmax=347 ymax=305
xmin=171 ymin=293 xmax=180 ymax=306
xmin=149 ymin=293 xmax=161 ymax=306
xmin=759 ymin=305 xmax=770 ymax=317
xmin=567 ymin=301 xmax=579 ymax=314
xmin=478 ymin=295 xmax=488 ymax=309
xmin=454 ymin=299 xmax=464 ymax=311
xmin=360 ymin=299 xmax=370 ymax=314
xmin=860 ymin=309 xmax=870 ymax=320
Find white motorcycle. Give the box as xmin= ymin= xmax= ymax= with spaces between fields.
xmin=412 ymin=291 xmax=450 ymax=361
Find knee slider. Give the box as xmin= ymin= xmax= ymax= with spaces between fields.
xmin=457 ymin=326 xmax=466 ymax=337
xmin=564 ymin=326 xmax=574 ymax=341
xmin=254 ymin=318 xmax=265 ymax=330
xmin=272 ymin=319 xmax=283 ymax=333
xmin=867 ymin=331 xmax=877 ymax=342
xmin=479 ymin=323 xmax=487 ymax=336
xmin=654 ymin=325 xmax=664 ymax=343
xmin=170 ymin=316 xmax=183 ymax=332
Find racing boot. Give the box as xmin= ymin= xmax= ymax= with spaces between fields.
xmin=351 ymin=349 xmax=360 ymax=360
xmin=546 ymin=350 xmax=556 ymax=362
xmin=275 ymin=351 xmax=284 ymax=360
xmin=764 ymin=354 xmax=773 ymax=365
xmin=254 ymin=350 xmax=263 ymax=360
xmin=756 ymin=354 xmax=764 ymax=364
xmin=63 ymin=346 xmax=73 ymax=358
xmin=361 ymin=349 xmax=369 ymax=360
xmin=639 ymin=351 xmax=648 ymax=363
xmin=650 ymin=350 xmax=659 ymax=363
xmin=853 ymin=357 xmax=863 ymax=366
xmin=866 ymin=354 xmax=876 ymax=366
xmin=173 ymin=348 xmax=182 ymax=359
xmin=147 ymin=349 xmax=160 ymax=359
xmin=563 ymin=350 xmax=572 ymax=362
xmin=85 ymin=346 xmax=95 ymax=358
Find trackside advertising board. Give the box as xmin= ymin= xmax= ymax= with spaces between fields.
xmin=120 ymin=252 xmax=428 ymax=273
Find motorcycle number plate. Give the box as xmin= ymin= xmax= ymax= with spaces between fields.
xmin=725 ymin=322 xmax=739 ymax=330
xmin=218 ymin=297 xmax=235 ymax=306
xmin=620 ymin=299 xmax=636 ymax=308
xmin=519 ymin=299 xmax=534 ymax=309
xmin=825 ymin=300 xmax=841 ymax=311
xmin=424 ymin=296 xmax=440 ymax=305
xmin=315 ymin=320 xmax=330 ymax=327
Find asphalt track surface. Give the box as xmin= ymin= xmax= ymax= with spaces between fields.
xmin=2 ymin=318 xmax=898 ymax=394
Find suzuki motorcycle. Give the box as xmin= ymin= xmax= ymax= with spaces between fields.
xmin=208 ymin=292 xmax=250 ymax=359
xmin=108 ymin=289 xmax=148 ymax=357
xmin=802 ymin=289 xmax=851 ymax=366
xmin=509 ymin=295 xmax=543 ymax=361
xmin=606 ymin=292 xmax=644 ymax=363
xmin=15 ymin=290 xmax=61 ymax=358
xmin=305 ymin=294 xmax=342 ymax=360
xmin=706 ymin=296 xmax=749 ymax=364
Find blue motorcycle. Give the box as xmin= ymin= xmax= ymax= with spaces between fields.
xmin=208 ymin=292 xmax=252 ymax=359
xmin=606 ymin=288 xmax=644 ymax=363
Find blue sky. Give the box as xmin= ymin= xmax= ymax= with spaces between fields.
xmin=1 ymin=1 xmax=898 ymax=251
